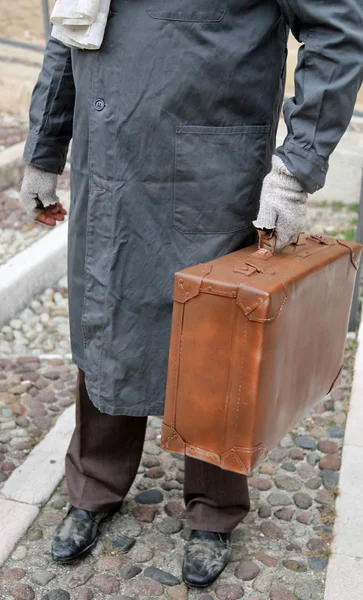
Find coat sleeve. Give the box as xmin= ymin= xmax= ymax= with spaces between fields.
xmin=23 ymin=35 xmax=76 ymax=175
xmin=275 ymin=0 xmax=363 ymax=193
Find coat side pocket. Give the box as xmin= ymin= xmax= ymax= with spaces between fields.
xmin=173 ymin=125 xmax=270 ymax=235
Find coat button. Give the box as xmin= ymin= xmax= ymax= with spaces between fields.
xmin=94 ymin=99 xmax=106 ymax=111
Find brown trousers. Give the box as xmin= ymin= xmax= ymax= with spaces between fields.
xmin=65 ymin=369 xmax=250 ymax=532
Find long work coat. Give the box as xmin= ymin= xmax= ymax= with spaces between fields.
xmin=25 ymin=0 xmax=363 ymax=416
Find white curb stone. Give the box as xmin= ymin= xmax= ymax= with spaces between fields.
xmin=324 ymin=317 xmax=363 ymax=599
xmin=0 ymin=499 xmax=39 ymax=566
xmin=1 ymin=405 xmax=75 ymax=506
xmin=332 ymin=445 xmax=363 ymax=558
xmin=324 ymin=555 xmax=363 ymax=600
xmin=344 ymin=326 xmax=363 ymax=448
xmin=0 ymin=219 xmax=68 ymax=328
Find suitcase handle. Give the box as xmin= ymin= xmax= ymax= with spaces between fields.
xmin=256 ymin=230 xmax=305 ymax=254
xmin=249 ymin=230 xmax=303 ymax=261
xmin=257 ymin=230 xmax=277 ymax=253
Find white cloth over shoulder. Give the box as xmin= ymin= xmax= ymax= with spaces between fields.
xmin=51 ymin=0 xmax=111 ymax=50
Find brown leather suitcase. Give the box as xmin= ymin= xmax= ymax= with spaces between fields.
xmin=161 ymin=233 xmax=362 ymax=474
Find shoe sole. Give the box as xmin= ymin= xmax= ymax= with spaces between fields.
xmin=183 ymin=578 xmax=211 ymax=589
xmin=52 ymin=538 xmax=97 ymax=564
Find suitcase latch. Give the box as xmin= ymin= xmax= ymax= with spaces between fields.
xmin=307 ymin=234 xmax=336 ymax=246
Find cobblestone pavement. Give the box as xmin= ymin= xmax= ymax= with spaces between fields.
xmin=0 ymin=196 xmax=360 ymax=599
xmin=0 ymin=338 xmax=356 ymax=600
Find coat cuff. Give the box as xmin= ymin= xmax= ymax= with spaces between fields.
xmin=23 ymin=131 xmax=68 ymax=175
xmin=275 ymin=139 xmax=329 ymax=195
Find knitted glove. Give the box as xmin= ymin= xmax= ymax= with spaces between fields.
xmin=253 ymin=155 xmax=308 ymax=250
xmin=20 ymin=165 xmax=59 ymax=219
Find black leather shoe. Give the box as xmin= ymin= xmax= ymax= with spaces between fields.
xmin=182 ymin=530 xmax=232 ymax=588
xmin=52 ymin=506 xmax=109 ymax=563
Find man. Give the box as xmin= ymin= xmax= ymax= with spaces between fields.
xmin=20 ymin=0 xmax=363 ymax=588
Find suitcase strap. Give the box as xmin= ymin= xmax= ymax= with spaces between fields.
xmin=249 ymin=233 xmax=359 ymax=268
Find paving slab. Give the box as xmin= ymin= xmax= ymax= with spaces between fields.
xmin=344 ymin=319 xmax=363 ymax=448
xmin=324 ymin=312 xmax=363 ymax=590
xmin=323 ymin=310 xmax=363 ymax=599
xmin=332 ymin=445 xmax=363 ymax=559
xmin=324 ymin=554 xmax=363 ymax=600
xmin=0 ymin=498 xmax=39 ymax=565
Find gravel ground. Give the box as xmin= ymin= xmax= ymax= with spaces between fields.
xmin=0 ymin=339 xmax=355 ymax=600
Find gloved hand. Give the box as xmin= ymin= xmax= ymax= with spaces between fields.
xmin=20 ymin=164 xmax=60 ymax=219
xmin=253 ymin=155 xmax=308 ymax=250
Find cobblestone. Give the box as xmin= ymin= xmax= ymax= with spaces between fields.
xmin=293 ymin=493 xmax=313 ymax=509
xmin=67 ymin=566 xmax=94 ymax=588
xmin=41 ymin=591 xmax=70 ymax=600
xmin=120 ymin=564 xmax=142 ymax=580
xmin=270 ymin=586 xmax=298 ymax=600
xmin=268 ymin=492 xmax=292 ymax=506
xmin=156 ymin=517 xmax=183 ymax=535
xmin=255 ymin=551 xmax=278 ymax=567
xmin=10 ymin=583 xmax=35 ymax=600
xmin=275 ymin=475 xmax=302 ymax=492
xmin=144 ymin=566 xmax=180 ymax=586
xmin=90 ymin=574 xmax=120 ymax=594
xmin=234 ymin=560 xmax=260 ymax=581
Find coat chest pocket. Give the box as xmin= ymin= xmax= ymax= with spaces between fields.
xmin=173 ymin=125 xmax=270 ymax=235
xmin=147 ymin=0 xmax=226 ymax=22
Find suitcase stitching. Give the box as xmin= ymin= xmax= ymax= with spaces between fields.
xmin=172 ymin=302 xmax=184 ymax=429
xmin=200 ymin=288 xmax=237 ymax=298
xmin=246 ymin=284 xmax=288 ymax=323
xmin=234 ymin=319 xmax=248 ymax=447
xmin=223 ymin=299 xmax=239 ymax=454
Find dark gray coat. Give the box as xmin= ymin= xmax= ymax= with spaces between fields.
xmin=24 ymin=0 xmax=363 ymax=416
